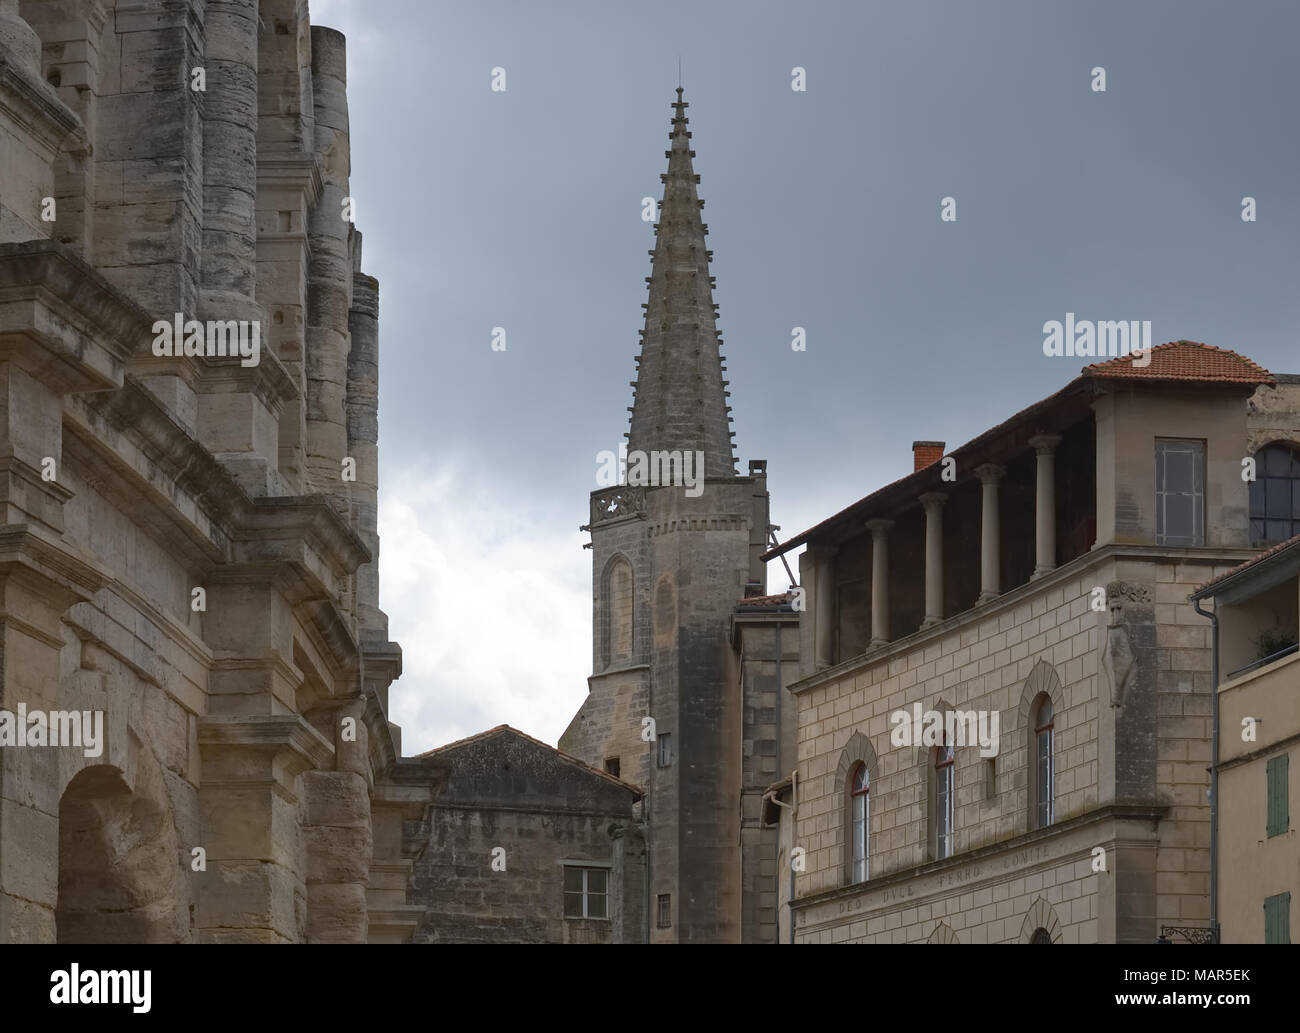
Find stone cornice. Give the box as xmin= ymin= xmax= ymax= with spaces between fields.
xmin=0 ymin=240 xmax=147 ymax=393
xmin=255 ymin=150 xmax=324 ymax=210
xmin=790 ymin=801 xmax=1169 ymax=913
xmin=0 ymin=522 xmax=107 ymax=607
xmin=198 ymin=714 xmax=335 ymax=778
xmin=0 ymin=55 xmax=83 ymax=156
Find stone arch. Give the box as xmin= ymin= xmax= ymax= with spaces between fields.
xmin=835 ymin=731 xmax=878 ymax=884
xmin=1018 ymin=661 xmax=1064 ymax=831
xmin=927 ymin=921 xmax=960 ymax=943
xmin=56 ymin=750 xmax=186 ymax=944
xmin=600 ymin=553 xmax=635 ymax=667
xmin=1018 ymin=897 xmax=1063 ymax=943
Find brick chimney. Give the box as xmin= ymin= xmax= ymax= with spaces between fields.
xmin=912 ymin=441 xmax=945 ymax=472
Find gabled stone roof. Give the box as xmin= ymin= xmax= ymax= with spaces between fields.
xmin=414 ymin=724 xmax=642 ymax=796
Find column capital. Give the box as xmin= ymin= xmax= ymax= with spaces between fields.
xmin=1028 ymin=433 xmax=1063 ymax=455
xmin=974 ymin=463 xmax=1006 ymax=484
xmin=918 ymin=491 xmax=948 ymax=511
xmin=864 ymin=518 xmax=894 ymax=536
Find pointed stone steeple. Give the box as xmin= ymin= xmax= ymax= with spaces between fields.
xmin=627 ymin=88 xmax=737 ymax=478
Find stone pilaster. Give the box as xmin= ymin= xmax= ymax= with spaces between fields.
xmin=196 ymin=715 xmax=331 ymax=942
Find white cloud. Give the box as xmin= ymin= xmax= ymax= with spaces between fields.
xmin=379 ymin=458 xmax=592 ymax=755
xmin=307 ymin=0 xmax=383 ymax=68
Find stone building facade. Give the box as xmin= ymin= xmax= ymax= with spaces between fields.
xmin=764 ymin=343 xmax=1300 ymax=943
xmin=404 ymin=726 xmax=643 ymax=944
xmin=0 ymin=0 xmax=431 ymax=943
xmin=1192 ymin=533 xmax=1299 ymax=944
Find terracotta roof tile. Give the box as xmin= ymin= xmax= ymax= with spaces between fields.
xmin=1083 ymin=340 xmax=1274 ymax=385
xmin=1193 ymin=532 xmax=1300 ymax=596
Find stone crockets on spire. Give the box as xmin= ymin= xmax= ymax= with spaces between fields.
xmin=626 ymin=87 xmax=737 ymax=479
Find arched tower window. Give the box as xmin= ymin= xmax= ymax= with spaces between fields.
xmin=1032 ymin=695 xmax=1055 ymax=828
xmin=849 ymin=763 xmax=869 ymax=883
xmin=601 ymin=556 xmax=634 ymax=668
xmin=1250 ymin=442 xmax=1300 ymax=543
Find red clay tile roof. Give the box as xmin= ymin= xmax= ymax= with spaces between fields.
xmin=766 ymin=341 xmax=1277 ymax=561
xmin=1192 ymin=532 xmax=1300 ymax=597
xmin=1084 ymin=340 xmax=1274 ymax=385
xmin=413 ymin=724 xmax=643 ymax=795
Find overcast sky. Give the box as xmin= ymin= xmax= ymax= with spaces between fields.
xmin=309 ymin=0 xmax=1300 ymax=753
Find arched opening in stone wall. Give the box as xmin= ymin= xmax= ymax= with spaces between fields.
xmin=56 ymin=765 xmax=184 ymax=944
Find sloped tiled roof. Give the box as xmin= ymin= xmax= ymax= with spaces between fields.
xmin=1192 ymin=532 xmax=1300 ymax=598
xmin=1084 ymin=340 xmax=1274 ymax=385
xmin=766 ymin=341 xmax=1278 ymax=560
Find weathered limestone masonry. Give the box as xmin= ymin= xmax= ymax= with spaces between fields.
xmin=0 ymin=0 xmax=431 ymax=943
xmin=765 ymin=344 xmax=1293 ymax=943
xmin=560 ymin=89 xmax=796 ymax=943
xmin=405 ymin=727 xmax=643 ymax=944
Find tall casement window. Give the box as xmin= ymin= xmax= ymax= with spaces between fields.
xmin=1250 ymin=442 xmax=1300 ymax=543
xmin=850 ymin=763 xmax=870 ymax=883
xmin=1034 ymin=696 xmax=1055 ymax=828
xmin=934 ymin=738 xmax=955 ymax=860
xmin=1155 ymin=439 xmax=1205 ymax=546
xmin=1267 ymin=753 xmax=1289 ymax=838
xmin=600 ymin=556 xmax=634 ymax=668
xmin=1265 ymin=892 xmax=1291 ymax=944
xmin=563 ymin=866 xmax=608 ymax=920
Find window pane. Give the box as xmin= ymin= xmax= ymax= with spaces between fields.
xmin=1163 ymin=449 xmax=1194 ymax=491
xmin=1164 ymin=496 xmax=1194 ymax=539
xmin=564 ymin=892 xmax=585 ymax=918
xmin=587 ymin=893 xmax=607 ymax=920
xmin=1264 ymin=446 xmax=1294 ymax=477
xmin=588 ymin=869 xmax=608 ymax=895
xmin=1267 ymin=520 xmax=1290 ymax=541
xmin=1251 ymin=518 xmax=1267 ymax=539
xmin=1266 ymin=479 xmax=1289 ymax=516
xmin=1249 ymin=479 xmax=1266 ymax=516
xmin=1292 ymin=482 xmax=1300 ymax=519
xmin=563 ymin=867 xmax=583 ymax=893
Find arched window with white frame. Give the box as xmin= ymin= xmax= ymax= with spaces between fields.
xmin=850 ymin=763 xmax=869 ymax=883
xmin=934 ymin=737 xmax=954 ymax=860
xmin=1033 ymin=695 xmax=1055 ymax=828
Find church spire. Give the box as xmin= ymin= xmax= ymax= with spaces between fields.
xmin=626 ymin=87 xmax=737 ymax=478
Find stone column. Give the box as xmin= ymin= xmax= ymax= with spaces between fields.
xmin=304 ymin=26 xmax=353 ymax=502
xmin=919 ymin=493 xmax=947 ymax=628
xmin=814 ymin=545 xmax=837 ymax=669
xmin=1030 ymin=434 xmax=1062 ymax=578
xmin=975 ymin=464 xmax=1004 ymax=603
xmin=200 ymin=0 xmax=260 ymax=310
xmin=0 ymin=0 xmax=40 ymax=77
xmin=865 ymin=518 xmax=893 ymax=647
